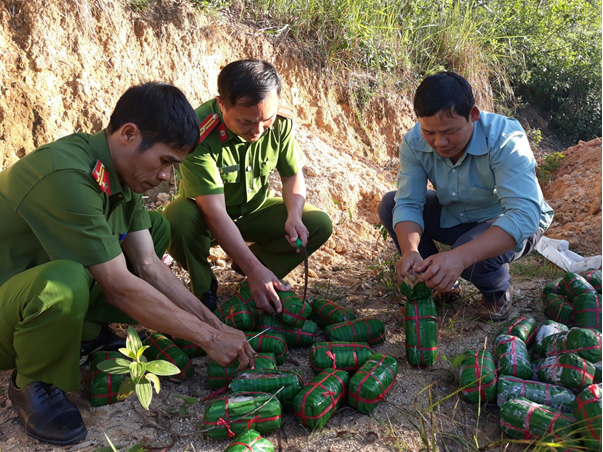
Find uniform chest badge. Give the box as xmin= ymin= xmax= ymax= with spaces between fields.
xmin=91 ymin=160 xmax=111 ymax=195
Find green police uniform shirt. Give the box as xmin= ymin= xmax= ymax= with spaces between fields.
xmin=179 ymin=98 xmax=303 ymax=218
xmin=0 ymin=131 xmax=151 ymax=287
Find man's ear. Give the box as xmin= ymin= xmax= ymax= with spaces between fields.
xmin=118 ymin=123 xmax=140 ymax=145
xmin=469 ymin=105 xmax=480 ymax=123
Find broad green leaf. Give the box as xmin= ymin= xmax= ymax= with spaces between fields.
xmin=135 ymin=378 xmax=153 ymax=410
xmin=145 ymin=373 xmax=161 ymax=394
xmin=119 ymin=347 xmax=136 ymax=359
xmin=96 ymin=358 xmax=132 ymax=374
xmin=136 ymin=345 xmax=150 ymax=359
xmin=130 ymin=361 xmax=146 ymax=379
xmin=146 ymin=360 xmax=180 ymax=376
xmin=117 ymin=378 xmax=135 ymax=401
xmin=126 ymin=326 xmax=143 ymax=355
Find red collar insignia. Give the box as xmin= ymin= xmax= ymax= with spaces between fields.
xmin=91 ymin=160 xmax=111 ymax=195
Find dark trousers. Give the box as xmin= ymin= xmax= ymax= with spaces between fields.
xmin=377 ymin=190 xmax=542 ymax=300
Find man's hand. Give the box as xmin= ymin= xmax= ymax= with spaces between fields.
xmin=396 ymin=251 xmax=423 ymax=285
xmin=247 ymin=265 xmax=290 ymax=315
xmin=285 ymin=216 xmax=308 ymax=250
xmin=203 ymin=328 xmax=256 ymax=371
xmin=416 ymin=249 xmax=466 ymax=293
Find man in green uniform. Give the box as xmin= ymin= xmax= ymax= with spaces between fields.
xmin=0 ymin=82 xmax=255 ymax=446
xmin=164 ymin=59 xmax=333 ymax=313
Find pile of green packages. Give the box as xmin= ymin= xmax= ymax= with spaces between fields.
xmin=348 ymin=353 xmax=398 ymax=414
xmin=293 ymin=369 xmax=349 ymax=429
xmin=203 ymin=391 xmax=282 ymax=439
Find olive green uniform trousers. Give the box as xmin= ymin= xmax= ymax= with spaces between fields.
xmin=164 ymin=197 xmax=333 ymax=296
xmin=0 ymin=212 xmax=170 ymax=392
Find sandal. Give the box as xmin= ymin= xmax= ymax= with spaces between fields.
xmin=433 ymin=281 xmax=463 ymax=304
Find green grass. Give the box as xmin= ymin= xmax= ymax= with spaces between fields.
xmin=509 ymin=254 xmax=566 ymax=282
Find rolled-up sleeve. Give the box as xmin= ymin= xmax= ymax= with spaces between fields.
xmin=490 ymin=131 xmax=542 ymax=246
xmin=392 ymin=136 xmax=428 ymax=231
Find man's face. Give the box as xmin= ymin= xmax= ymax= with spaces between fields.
xmin=120 ymin=141 xmax=189 ymax=193
xmin=217 ymin=89 xmax=279 ymax=142
xmin=418 ymin=106 xmax=480 ymax=163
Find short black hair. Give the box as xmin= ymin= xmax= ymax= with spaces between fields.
xmin=414 ymin=71 xmax=475 ymax=120
xmin=217 ymin=59 xmax=282 ymax=108
xmin=108 ymin=82 xmax=200 ymax=153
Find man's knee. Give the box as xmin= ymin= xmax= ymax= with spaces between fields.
xmin=305 ymin=209 xmax=333 ymax=246
xmin=163 ymin=197 xmax=203 ymax=238
xmin=377 ymin=191 xmax=396 ymax=226
xmin=28 ymin=260 xmax=91 ymax=318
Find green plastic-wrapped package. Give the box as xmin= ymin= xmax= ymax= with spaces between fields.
xmin=143 ymin=333 xmax=193 ymax=383
xmin=495 ymin=334 xmax=532 ymax=379
xmin=558 ymin=272 xmax=597 ymax=299
xmin=310 ymin=299 xmax=357 ymax=327
xmin=580 ymin=269 xmax=602 ymax=294
xmin=496 ymin=376 xmax=576 ymax=413
xmin=293 ymin=369 xmax=349 ymax=429
xmin=498 ymin=316 xmax=537 ymax=346
xmin=542 ymin=293 xmax=575 ymax=326
xmin=399 ymin=274 xmax=433 ymax=300
xmin=574 ymin=293 xmax=602 ymax=331
xmin=534 ymin=354 xmax=595 ymax=392
xmin=203 ymin=392 xmax=282 ymax=440
xmin=215 ymin=285 xmax=259 ymax=320
xmin=541 ymin=327 xmax=602 ymax=363
xmin=458 ymin=350 xmax=497 ymax=403
xmin=348 ymin=353 xmax=398 ymax=414
xmin=572 ymin=383 xmax=602 ymax=451
xmin=172 ymin=337 xmax=207 ymax=359
xmin=224 ymin=429 xmax=274 ymax=452
xmin=533 ymin=320 xmax=570 ymax=357
xmin=594 ymin=361 xmax=602 ymax=384
xmin=89 ymin=351 xmax=126 ymax=407
xmin=245 ymin=331 xmax=288 ymax=365
xmin=309 ymin=342 xmax=373 ymax=375
xmin=500 ymin=397 xmax=579 ymax=447
xmin=207 ymin=353 xmax=277 ymax=390
xmin=254 ymin=315 xmax=317 ymax=347
xmin=324 ymin=318 xmax=386 ymax=345
xmin=229 ymin=369 xmax=304 ymax=410
xmin=404 ymin=299 xmax=438 ymax=368
xmin=239 ymin=283 xmax=311 ymax=327
xmin=220 ymin=303 xmax=257 ymax=331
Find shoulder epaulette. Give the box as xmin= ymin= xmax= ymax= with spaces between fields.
xmin=91 ymin=160 xmax=111 ymax=195
xmin=199 ymin=113 xmax=221 ymax=144
xmin=277 ymin=105 xmax=294 ymax=119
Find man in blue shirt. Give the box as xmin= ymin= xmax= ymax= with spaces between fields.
xmin=378 ymin=71 xmax=554 ymax=321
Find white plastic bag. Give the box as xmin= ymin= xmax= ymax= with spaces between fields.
xmin=535 ymin=236 xmax=602 ymax=273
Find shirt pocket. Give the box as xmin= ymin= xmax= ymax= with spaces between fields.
xmin=257 ymin=158 xmax=277 ymax=177
xmin=462 ymin=185 xmax=498 ymax=206
xmin=218 ymin=164 xmax=240 ymax=184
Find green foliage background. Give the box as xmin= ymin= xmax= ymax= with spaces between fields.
xmin=232 ymin=0 xmax=602 ymax=142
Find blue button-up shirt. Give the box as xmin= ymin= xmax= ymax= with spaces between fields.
xmin=392 ymin=112 xmax=554 ymax=251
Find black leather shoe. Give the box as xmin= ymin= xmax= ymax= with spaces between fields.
xmin=80 ymin=324 xmax=127 ymax=357
xmin=8 ymin=371 xmax=87 ymax=446
xmin=199 ymin=278 xmax=219 ymax=311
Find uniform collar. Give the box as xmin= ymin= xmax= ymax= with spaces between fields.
xmin=464 ymin=119 xmax=488 ymax=156
xmin=88 ymin=130 xmax=132 ymax=201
